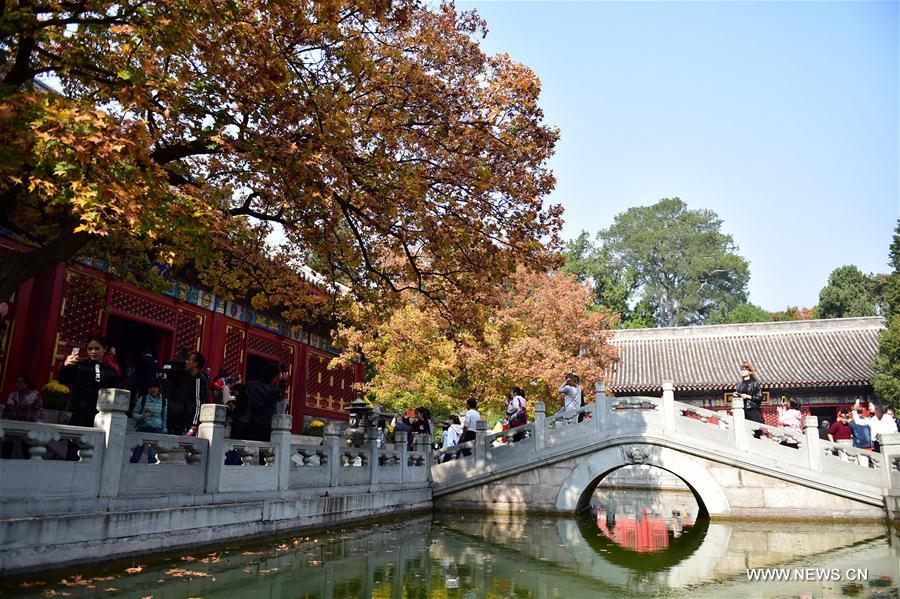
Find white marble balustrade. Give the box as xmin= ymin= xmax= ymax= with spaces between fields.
xmin=0 ymin=390 xmax=432 ymax=502
xmin=432 ymin=381 xmax=900 ymax=507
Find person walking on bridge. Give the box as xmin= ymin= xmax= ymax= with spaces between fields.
xmin=506 ymin=387 xmax=527 ymax=442
xmin=556 ymin=373 xmax=582 ymax=426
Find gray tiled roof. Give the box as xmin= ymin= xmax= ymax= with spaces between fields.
xmin=608 ymin=317 xmax=884 ymax=393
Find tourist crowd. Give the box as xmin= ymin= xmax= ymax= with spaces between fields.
xmin=736 ymin=361 xmax=898 ymax=459
xmin=0 ymin=333 xmax=289 ymax=461
xmin=2 ymin=340 xmax=899 ymax=466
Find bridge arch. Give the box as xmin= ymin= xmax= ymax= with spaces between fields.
xmin=555 ymin=443 xmax=732 ymax=517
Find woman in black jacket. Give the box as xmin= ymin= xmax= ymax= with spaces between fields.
xmin=59 ymin=335 xmax=121 ymax=428
xmin=735 ymin=361 xmax=764 ymax=426
xmin=230 ymin=362 xmax=281 ymax=442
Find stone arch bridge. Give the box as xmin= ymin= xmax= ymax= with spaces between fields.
xmin=431 ymin=384 xmax=900 ymax=520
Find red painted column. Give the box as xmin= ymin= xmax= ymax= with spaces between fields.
xmin=206 ymin=310 xmax=227 ymax=374
xmin=1 ymin=277 xmax=34 ymax=392
xmin=292 ymin=343 xmax=309 ymax=432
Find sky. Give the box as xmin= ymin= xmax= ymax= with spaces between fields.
xmin=458 ymin=0 xmax=899 ymax=311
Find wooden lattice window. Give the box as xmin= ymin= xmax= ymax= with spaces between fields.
xmin=222 ymin=326 xmax=246 ymax=378
xmin=248 ymin=333 xmax=289 ymax=361
xmin=306 ymin=351 xmax=325 ymax=406
xmin=59 ymin=273 xmax=106 ymax=344
xmin=108 ymin=287 xmax=177 ymax=328
xmin=305 ymin=350 xmax=351 ymax=413
xmin=174 ymin=309 xmax=204 ymax=356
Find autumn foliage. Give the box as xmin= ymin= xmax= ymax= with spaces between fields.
xmin=335 ymin=270 xmax=620 ymax=416
xmin=1 ymin=1 xmax=561 ymax=326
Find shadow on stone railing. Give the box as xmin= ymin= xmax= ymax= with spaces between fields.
xmin=1 ymin=390 xmax=432 ymax=503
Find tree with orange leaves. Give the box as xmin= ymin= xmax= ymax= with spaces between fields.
xmin=0 ymin=1 xmax=560 ymax=325
xmin=335 ymin=269 xmax=619 ymax=416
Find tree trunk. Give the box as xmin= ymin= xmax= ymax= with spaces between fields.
xmin=0 ymin=232 xmax=91 ymax=302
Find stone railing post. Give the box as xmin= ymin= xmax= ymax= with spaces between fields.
xmin=804 ymin=415 xmax=821 ymax=471
xmin=880 ymin=433 xmax=900 ymax=491
xmin=95 ymin=388 xmax=130 ymax=497
xmin=365 ymin=423 xmax=380 ymax=485
xmin=324 ymin=421 xmax=342 ymax=487
xmin=731 ymin=396 xmax=748 ymax=452
xmin=534 ymin=402 xmax=546 ymax=452
xmin=474 ymin=420 xmax=487 ymax=471
xmin=417 ymin=433 xmax=433 ymax=481
xmin=270 ymin=414 xmax=293 ymax=491
xmin=395 ymin=431 xmax=408 ymax=483
xmin=594 ymin=381 xmax=607 ymax=433
xmin=661 ymin=381 xmax=676 ymax=433
xmin=197 ymin=404 xmax=227 ymax=493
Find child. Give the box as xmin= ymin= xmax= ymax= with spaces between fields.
xmin=130 ymin=380 xmax=167 ymax=463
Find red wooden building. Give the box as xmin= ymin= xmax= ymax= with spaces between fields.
xmin=0 ymin=237 xmax=360 ymax=430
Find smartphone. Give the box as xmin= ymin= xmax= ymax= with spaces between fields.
xmin=70 ymin=347 xmax=79 ymax=356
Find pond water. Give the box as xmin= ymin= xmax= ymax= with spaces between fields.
xmin=3 ymin=489 xmax=898 ymax=598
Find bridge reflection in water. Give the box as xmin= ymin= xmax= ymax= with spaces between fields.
xmin=591 ymin=485 xmax=701 ymax=554
xmin=4 ymin=509 xmax=898 ymax=598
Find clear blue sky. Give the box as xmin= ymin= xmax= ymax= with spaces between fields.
xmin=459 ymin=0 xmax=899 ymax=311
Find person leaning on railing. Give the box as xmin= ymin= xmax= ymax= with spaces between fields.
xmin=826 ymin=412 xmax=853 ymax=445
xmin=852 ymin=398 xmax=899 ymax=453
xmin=775 ymin=397 xmax=803 ymax=447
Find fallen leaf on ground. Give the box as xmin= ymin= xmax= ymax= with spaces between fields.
xmin=165 ymin=568 xmax=210 ymax=578
xmin=20 ymin=581 xmax=47 ymax=588
xmin=124 ymin=566 xmax=144 ymax=574
xmin=259 ymin=568 xmax=279 ymax=575
xmin=180 ymin=556 xmax=197 ymax=562
xmin=104 ymin=589 xmax=118 ymax=593
xmin=241 ymin=551 xmax=261 ymax=556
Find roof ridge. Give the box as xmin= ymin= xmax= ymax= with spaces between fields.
xmin=610 ymin=316 xmax=885 ymax=341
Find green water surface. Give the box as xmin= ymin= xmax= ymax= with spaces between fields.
xmin=2 ymin=489 xmax=898 ymax=598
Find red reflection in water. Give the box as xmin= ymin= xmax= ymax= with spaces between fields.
xmin=596 ymin=508 xmax=694 ymax=553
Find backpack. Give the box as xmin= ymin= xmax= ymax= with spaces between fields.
xmin=139 ymin=393 xmax=167 ymax=416
xmin=509 ymin=395 xmax=528 ymax=427
xmin=136 ymin=393 xmax=166 ymax=432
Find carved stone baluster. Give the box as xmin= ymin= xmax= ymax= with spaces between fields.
xmin=156 ymin=439 xmax=181 ymax=465
xmin=239 ymin=446 xmax=255 ymax=466
xmin=260 ymin=446 xmax=276 ymax=467
xmin=26 ymin=429 xmax=61 ymax=460
xmin=186 ymin=443 xmax=202 ymax=465
xmin=74 ymin=434 xmax=95 ymax=462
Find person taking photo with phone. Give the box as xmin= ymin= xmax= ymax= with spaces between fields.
xmin=59 ymin=335 xmax=120 ymax=429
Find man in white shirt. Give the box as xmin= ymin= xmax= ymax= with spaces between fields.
xmin=853 ymin=399 xmax=898 ymax=451
xmin=556 ymin=373 xmax=582 ymax=427
xmin=460 ymin=398 xmax=480 ymax=456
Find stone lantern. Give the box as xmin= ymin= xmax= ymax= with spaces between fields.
xmin=345 ymin=391 xmax=373 ymax=447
